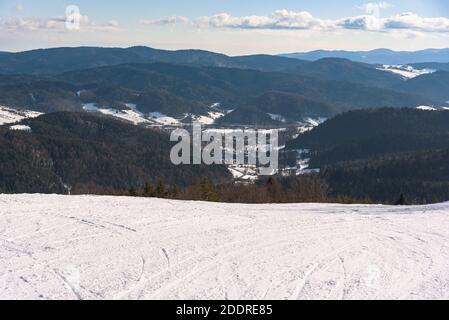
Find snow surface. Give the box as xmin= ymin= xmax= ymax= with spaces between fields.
xmin=303 ymin=117 xmax=327 ymax=127
xmin=189 ymin=111 xmax=225 ymax=125
xmin=416 ymin=106 xmax=437 ymax=111
xmin=1 ymin=194 xmax=449 ymax=300
xmin=0 ymin=106 xmax=42 ymax=125
xmin=228 ymin=166 xmax=259 ymax=181
xmin=268 ymin=113 xmax=286 ymax=123
xmin=9 ymin=125 xmax=32 ymax=132
xmin=82 ymin=103 xmax=153 ymax=125
xmin=82 ymin=103 xmax=183 ymax=126
xmin=148 ymin=112 xmax=179 ymax=126
xmin=377 ymin=65 xmax=435 ymax=79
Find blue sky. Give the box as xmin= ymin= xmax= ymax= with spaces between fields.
xmin=2 ymin=0 xmax=448 ymax=19
xmin=1 ymin=0 xmax=448 ymax=54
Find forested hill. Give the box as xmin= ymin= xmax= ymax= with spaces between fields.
xmin=287 ymin=107 xmax=449 ymax=162
xmin=0 ymin=112 xmax=231 ymax=194
xmin=286 ymin=108 xmax=449 ymax=204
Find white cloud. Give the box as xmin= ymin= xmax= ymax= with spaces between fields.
xmin=337 ymin=15 xmax=384 ymax=31
xmin=384 ymin=12 xmax=449 ymax=32
xmin=1 ymin=5 xmax=119 ymax=33
xmin=148 ymin=9 xmax=449 ymax=33
xmin=15 ymin=4 xmax=24 ymax=12
xmin=0 ymin=16 xmax=61 ymax=31
xmin=193 ymin=10 xmax=335 ymax=30
xmin=337 ymin=12 xmax=449 ymax=32
xmin=141 ymin=16 xmax=189 ymax=26
xmin=361 ymin=2 xmax=392 ymax=14
xmin=106 ymin=20 xmax=120 ymax=27
xmin=0 ymin=14 xmax=120 ymax=32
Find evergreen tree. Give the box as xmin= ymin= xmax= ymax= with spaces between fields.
xmin=266 ymin=177 xmax=283 ymax=202
xmin=144 ymin=182 xmax=155 ymax=197
xmin=170 ymin=185 xmax=180 ymax=199
xmin=200 ymin=177 xmax=219 ymax=202
xmin=128 ymin=187 xmax=138 ymax=197
xmin=155 ymin=180 xmax=167 ymax=198
xmin=395 ymin=193 xmax=406 ymax=206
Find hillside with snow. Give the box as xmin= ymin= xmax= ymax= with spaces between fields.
xmin=1 ymin=194 xmax=449 ymax=300
xmin=0 ymin=106 xmax=42 ymax=125
xmin=377 ymin=64 xmax=435 ymax=79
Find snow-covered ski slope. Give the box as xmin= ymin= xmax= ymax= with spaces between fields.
xmin=1 ymin=194 xmax=449 ymax=300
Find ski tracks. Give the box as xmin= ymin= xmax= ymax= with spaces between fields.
xmin=2 ymin=194 xmax=449 ymax=299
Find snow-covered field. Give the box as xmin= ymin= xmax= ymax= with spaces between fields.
xmin=377 ymin=65 xmax=435 ymax=79
xmin=81 ymin=102 xmax=228 ymax=126
xmin=0 ymin=106 xmax=42 ymax=125
xmin=1 ymin=194 xmax=449 ymax=300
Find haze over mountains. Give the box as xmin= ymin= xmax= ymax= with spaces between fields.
xmin=281 ymin=48 xmax=449 ymax=65
xmin=0 ymin=46 xmax=308 ymax=75
xmin=1 ymin=46 xmax=448 ymax=73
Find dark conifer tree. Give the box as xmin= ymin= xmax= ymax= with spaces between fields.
xmin=155 ymin=180 xmax=167 ymax=198
xmin=144 ymin=182 xmax=155 ymax=197
xmin=395 ymin=193 xmax=407 ymax=206
xmin=128 ymin=187 xmax=138 ymax=197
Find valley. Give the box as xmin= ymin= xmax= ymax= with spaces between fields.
xmin=1 ymin=46 xmax=449 ymax=203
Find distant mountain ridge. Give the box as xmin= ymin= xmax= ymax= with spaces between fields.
xmin=0 ymin=46 xmax=445 ymax=125
xmin=294 ymin=58 xmax=404 ymax=88
xmin=395 ymin=71 xmax=449 ymax=102
xmin=4 ymin=46 xmax=449 ymax=76
xmin=0 ymin=46 xmax=308 ymax=75
xmin=410 ymin=62 xmax=449 ymax=72
xmin=281 ymin=48 xmax=449 ymax=64
xmin=0 ymin=61 xmax=437 ymax=124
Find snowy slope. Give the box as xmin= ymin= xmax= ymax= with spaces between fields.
xmin=1 ymin=194 xmax=449 ymax=300
xmin=0 ymin=106 xmax=42 ymax=125
xmin=9 ymin=125 xmax=32 ymax=132
xmin=377 ymin=65 xmax=435 ymax=79
xmin=81 ymin=102 xmax=224 ymax=126
xmin=82 ymin=103 xmax=155 ymax=125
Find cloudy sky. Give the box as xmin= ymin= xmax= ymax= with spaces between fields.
xmin=1 ymin=0 xmax=448 ymax=54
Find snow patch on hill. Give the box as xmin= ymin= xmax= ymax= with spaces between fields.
xmin=81 ymin=102 xmax=227 ymax=126
xmin=416 ymin=105 xmax=437 ymax=111
xmin=83 ymin=103 xmax=182 ymax=126
xmin=147 ymin=112 xmax=179 ymax=125
xmin=82 ymin=103 xmax=152 ymax=125
xmin=377 ymin=65 xmax=435 ymax=79
xmin=1 ymin=194 xmax=449 ymax=300
xmin=185 ymin=111 xmax=225 ymax=125
xmin=268 ymin=113 xmax=286 ymax=123
xmin=0 ymin=106 xmax=42 ymax=125
xmin=9 ymin=124 xmax=32 ymax=132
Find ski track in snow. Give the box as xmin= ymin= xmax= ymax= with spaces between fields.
xmin=1 ymin=194 xmax=449 ymax=300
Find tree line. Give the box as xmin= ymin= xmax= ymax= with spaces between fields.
xmin=127 ymin=174 xmax=338 ymax=204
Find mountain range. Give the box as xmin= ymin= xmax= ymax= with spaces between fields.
xmin=0 ymin=46 xmax=308 ymax=75
xmin=0 ymin=46 xmax=449 ymax=203
xmin=1 ymin=46 xmax=446 ymax=126
xmin=281 ymin=48 xmax=449 ymax=65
